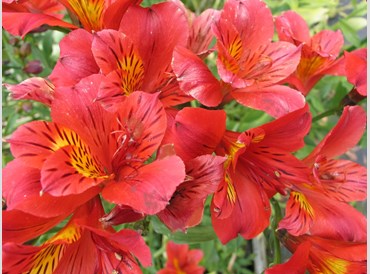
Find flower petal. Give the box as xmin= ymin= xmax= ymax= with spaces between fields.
xmin=4 ymin=77 xmax=55 ymax=106
xmin=172 ymin=46 xmax=223 ymax=107
xmin=316 ymin=159 xmax=367 ymax=202
xmin=2 ymin=12 xmax=76 ymax=38
xmin=275 ymin=11 xmax=311 ymax=45
xmin=344 ymin=48 xmax=367 ymax=96
xmin=3 ymin=210 xmax=66 ymax=244
xmin=265 ymin=241 xmax=311 ymax=274
xmin=232 ymin=85 xmax=306 ymax=118
xmin=111 ymin=91 xmax=167 ymax=173
xmin=158 ymin=155 xmax=226 ymax=231
xmin=3 ymin=159 xmax=100 ymax=218
xmin=304 ymin=105 xmax=367 ymax=164
xmin=211 ymin=169 xmax=271 ymax=244
xmin=162 ymin=107 xmax=226 ymax=162
xmin=41 ymin=145 xmax=108 ymax=196
xmin=103 ymin=155 xmax=185 ymax=215
xmin=49 ymin=29 xmax=99 ymax=87
xmin=119 ymin=1 xmax=189 ymax=92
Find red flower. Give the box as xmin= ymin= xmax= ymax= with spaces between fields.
xmin=95 ymin=1 xmax=191 ymax=108
xmin=277 ymin=230 xmax=367 ymax=274
xmin=3 ymin=197 xmax=152 ymax=273
xmin=6 ymin=75 xmax=186 ymax=215
xmin=278 ymin=106 xmax=367 ymax=241
xmin=275 ymin=11 xmax=345 ymax=95
xmin=211 ymin=104 xmax=311 ymax=243
xmin=158 ymin=241 xmax=204 ymax=274
xmin=172 ymin=0 xmax=305 ymax=117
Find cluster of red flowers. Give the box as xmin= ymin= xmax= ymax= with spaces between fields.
xmin=2 ymin=0 xmax=367 ymax=273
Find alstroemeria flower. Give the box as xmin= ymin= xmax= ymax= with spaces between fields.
xmin=211 ymin=104 xmax=312 ymax=243
xmin=6 ymin=75 xmax=186 ymax=215
xmin=158 ymin=241 xmax=204 ymax=274
xmin=275 ymin=10 xmax=345 ymax=95
xmin=3 ymin=197 xmax=152 ymax=273
xmin=95 ymin=1 xmax=191 ymax=109
xmin=172 ymin=0 xmax=305 ymax=117
xmin=279 ymin=106 xmax=367 ymax=241
xmin=2 ymin=0 xmax=141 ymax=37
xmin=277 ymin=230 xmax=367 ymax=274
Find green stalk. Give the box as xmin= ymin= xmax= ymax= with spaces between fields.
xmin=312 ymin=106 xmax=342 ymax=123
xmin=270 ymin=198 xmax=282 ymax=265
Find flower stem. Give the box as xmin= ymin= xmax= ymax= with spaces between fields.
xmin=270 ymin=198 xmax=282 ymax=265
xmin=312 ymin=106 xmax=342 ymax=122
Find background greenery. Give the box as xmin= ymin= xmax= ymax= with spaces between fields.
xmin=2 ymin=0 xmax=367 ymax=273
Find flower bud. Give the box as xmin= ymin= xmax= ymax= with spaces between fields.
xmin=23 ymin=60 xmax=43 ymax=74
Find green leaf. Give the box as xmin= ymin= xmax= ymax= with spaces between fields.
xmin=151 ymin=216 xmax=218 ymax=243
xmin=337 ymin=19 xmax=361 ymax=47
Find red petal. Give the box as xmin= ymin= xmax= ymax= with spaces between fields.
xmin=311 ymin=30 xmax=343 ymax=58
xmin=91 ymin=228 xmax=152 ymax=267
xmin=257 ymin=103 xmax=311 ymax=151
xmin=304 ymin=105 xmax=366 ymax=164
xmin=187 ymin=9 xmax=220 ymax=55
xmin=4 ymin=77 xmax=54 ymax=106
xmin=344 ymin=48 xmax=367 ymax=96
xmin=217 ymin=0 xmax=273 ymax=50
xmin=158 ymin=155 xmax=226 ymax=231
xmin=211 ymin=169 xmax=271 ymax=244
xmin=2 ymin=12 xmax=76 ymax=38
xmin=232 ymin=85 xmax=306 ymax=118
xmin=111 ymin=91 xmax=167 ymax=173
xmin=278 ymin=191 xmax=314 ymax=236
xmin=119 ymin=1 xmax=188 ymax=92
xmin=8 ymin=121 xmax=77 ymax=169
xmin=265 ymin=241 xmax=310 ymax=274
xmin=51 ymin=75 xmax=116 ymax=168
xmin=53 ymin=232 xmax=98 ymax=274
xmin=172 ymin=46 xmax=223 ymax=107
xmin=41 ymin=145 xmax=108 ymax=196
xmin=3 ymin=210 xmax=66 ymax=244
xmin=103 ymin=0 xmax=142 ymax=30
xmin=102 ymin=155 xmax=185 ymax=215
xmin=3 ymin=159 xmax=100 ymax=218
xmin=100 ymin=205 xmax=144 ymax=226
xmin=275 ymin=10 xmax=311 ymax=45
xmin=49 ymin=29 xmax=99 ymax=87
xmin=317 ymin=159 xmax=367 ymax=202
xmin=162 ymin=107 xmax=226 ymax=162
xmin=309 ymin=198 xmax=367 ymax=242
